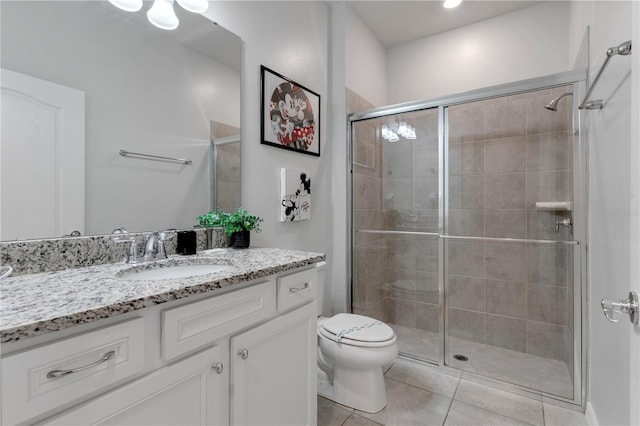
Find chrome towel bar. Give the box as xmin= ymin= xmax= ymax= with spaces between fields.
xmin=579 ymin=40 xmax=632 ymax=110
xmin=119 ymin=150 xmax=192 ymax=165
xmin=356 ymin=229 xmax=579 ymax=245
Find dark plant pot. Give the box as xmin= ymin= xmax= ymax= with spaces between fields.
xmin=230 ymin=230 xmax=250 ymax=249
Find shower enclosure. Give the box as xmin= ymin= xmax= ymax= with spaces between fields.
xmin=349 ymin=72 xmax=586 ymax=406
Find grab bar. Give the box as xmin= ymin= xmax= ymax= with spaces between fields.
xmin=119 ymin=150 xmax=192 ymax=165
xmin=579 ymin=40 xmax=632 ymax=110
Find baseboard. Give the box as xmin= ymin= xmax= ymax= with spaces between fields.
xmin=585 ymin=402 xmax=599 ymax=426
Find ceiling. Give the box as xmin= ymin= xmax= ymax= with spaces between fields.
xmin=346 ymin=1 xmax=544 ymax=48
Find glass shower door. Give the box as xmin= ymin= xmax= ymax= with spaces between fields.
xmin=351 ymin=108 xmax=441 ymax=363
xmin=444 ymin=86 xmax=577 ymax=399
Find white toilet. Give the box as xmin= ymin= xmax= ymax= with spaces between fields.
xmin=315 ymin=262 xmax=398 ymax=413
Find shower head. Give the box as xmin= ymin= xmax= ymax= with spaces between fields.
xmin=544 ymin=92 xmax=573 ymax=111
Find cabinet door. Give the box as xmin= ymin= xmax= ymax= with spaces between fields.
xmin=41 ymin=345 xmax=228 ymax=426
xmin=231 ymin=302 xmax=317 ymax=426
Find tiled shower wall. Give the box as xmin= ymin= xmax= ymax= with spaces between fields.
xmin=446 ymin=87 xmax=575 ymax=365
xmin=382 ymin=109 xmax=441 ymax=336
xmin=350 ymin=89 xmax=387 ymax=322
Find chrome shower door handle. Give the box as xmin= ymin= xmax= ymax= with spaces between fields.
xmin=601 ymin=292 xmax=639 ymax=325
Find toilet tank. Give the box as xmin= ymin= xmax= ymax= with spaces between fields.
xmin=315 ymin=261 xmax=327 ymax=316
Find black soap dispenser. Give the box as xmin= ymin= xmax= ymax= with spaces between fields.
xmin=176 ymin=230 xmax=197 ymax=255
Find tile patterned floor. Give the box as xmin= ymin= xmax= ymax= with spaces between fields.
xmin=392 ymin=324 xmax=573 ymax=398
xmin=317 ymin=357 xmax=589 ymax=426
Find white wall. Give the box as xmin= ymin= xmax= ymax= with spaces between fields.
xmin=326 ymin=3 xmax=389 ymax=314
xmin=329 ymin=3 xmax=349 ymax=315
xmin=567 ymin=1 xmax=638 ymax=425
xmin=345 ymin=5 xmax=387 ymax=107
xmin=631 ymin=5 xmax=640 ymax=425
xmin=387 ymin=1 xmax=571 ymax=103
xmin=207 ymin=2 xmax=331 ymax=255
xmin=1 ymin=1 xmax=240 ymax=235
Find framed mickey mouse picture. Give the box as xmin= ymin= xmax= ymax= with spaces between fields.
xmin=261 ymin=66 xmax=320 ymax=157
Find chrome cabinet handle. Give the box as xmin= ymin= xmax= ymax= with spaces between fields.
xmin=47 ymin=350 xmax=116 ymax=379
xmin=289 ymin=282 xmax=309 ymax=293
xmin=212 ymin=362 xmax=223 ymax=374
xmin=238 ymin=349 xmax=249 ymax=359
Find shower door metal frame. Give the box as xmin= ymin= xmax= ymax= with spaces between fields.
xmin=348 ymin=68 xmax=588 ymax=408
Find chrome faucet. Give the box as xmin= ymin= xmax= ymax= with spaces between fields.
xmin=114 ymin=231 xmax=171 ymax=264
xmin=143 ymin=231 xmax=168 ymax=262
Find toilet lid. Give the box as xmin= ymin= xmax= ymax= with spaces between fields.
xmin=320 ymin=313 xmax=395 ymax=343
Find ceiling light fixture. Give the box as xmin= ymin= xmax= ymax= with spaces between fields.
xmin=109 ymin=0 xmax=208 ymax=31
xmin=381 ymin=122 xmax=417 ymax=142
xmin=443 ymin=0 xmax=462 ymax=9
xmin=108 ymin=0 xmax=143 ymax=12
xmin=147 ymin=0 xmax=179 ymax=30
xmin=176 ymin=0 xmax=208 ymax=14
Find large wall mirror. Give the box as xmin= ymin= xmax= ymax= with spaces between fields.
xmin=0 ymin=1 xmax=240 ymax=241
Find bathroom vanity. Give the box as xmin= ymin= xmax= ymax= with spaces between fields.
xmin=0 ymin=248 xmax=324 ymax=425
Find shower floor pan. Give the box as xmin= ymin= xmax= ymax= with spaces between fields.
xmin=391 ymin=324 xmax=573 ymax=399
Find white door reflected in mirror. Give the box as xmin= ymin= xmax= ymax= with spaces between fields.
xmin=0 ymin=69 xmax=85 ymax=241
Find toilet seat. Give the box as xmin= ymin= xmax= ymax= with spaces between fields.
xmin=319 ymin=313 xmax=396 ymax=348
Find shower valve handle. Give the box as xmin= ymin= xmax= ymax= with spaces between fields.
xmin=555 ymin=218 xmax=572 ymax=233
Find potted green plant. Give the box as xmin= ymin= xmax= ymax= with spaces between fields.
xmin=221 ymin=208 xmax=263 ymax=248
xmin=199 ymin=208 xmax=263 ymax=249
xmin=197 ymin=210 xmax=223 ymax=228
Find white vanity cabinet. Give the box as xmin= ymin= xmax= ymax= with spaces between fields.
xmin=230 ymin=302 xmax=317 ymax=426
xmin=39 ymin=344 xmax=228 ymax=426
xmin=1 ymin=265 xmax=318 ymax=426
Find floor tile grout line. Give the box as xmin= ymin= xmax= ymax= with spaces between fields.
xmin=441 ymin=377 xmax=462 ymax=425
xmin=384 ymin=373 xmax=461 ymax=401
xmin=452 ymin=399 xmax=541 ymax=426
xmin=342 ymin=412 xmax=384 ymax=426
xmin=452 ymin=380 xmax=544 ymax=426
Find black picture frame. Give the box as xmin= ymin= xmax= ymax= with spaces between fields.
xmin=260 ymin=66 xmax=320 ymax=157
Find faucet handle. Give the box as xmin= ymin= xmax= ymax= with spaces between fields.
xmin=155 ymin=232 xmax=168 ymax=260
xmin=114 ymin=236 xmax=139 ymax=264
xmin=160 ymin=231 xmax=175 ymax=241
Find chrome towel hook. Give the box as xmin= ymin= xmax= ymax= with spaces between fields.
xmin=601 ymin=292 xmax=639 ymax=325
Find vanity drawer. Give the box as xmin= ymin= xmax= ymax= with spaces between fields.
xmin=162 ymin=279 xmax=276 ymax=361
xmin=1 ymin=318 xmax=145 ymax=426
xmin=277 ymin=267 xmax=316 ymax=312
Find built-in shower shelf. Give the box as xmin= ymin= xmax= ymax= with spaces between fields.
xmin=535 ymin=201 xmax=572 ymax=211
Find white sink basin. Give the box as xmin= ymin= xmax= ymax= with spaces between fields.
xmin=118 ymin=264 xmax=229 ymax=281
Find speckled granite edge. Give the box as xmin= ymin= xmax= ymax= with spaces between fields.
xmin=0 ymin=248 xmax=326 ymax=343
xmin=1 ymin=228 xmax=228 ymax=276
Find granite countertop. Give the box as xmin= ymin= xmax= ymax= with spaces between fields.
xmin=0 ymin=247 xmax=325 ymax=343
